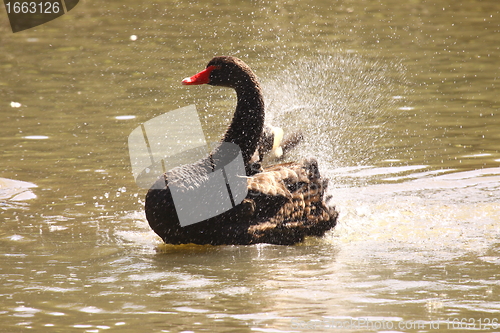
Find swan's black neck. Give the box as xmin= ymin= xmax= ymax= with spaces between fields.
xmin=221 ymin=79 xmax=265 ymax=166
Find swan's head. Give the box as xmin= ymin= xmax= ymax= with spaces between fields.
xmin=182 ymin=56 xmax=256 ymax=89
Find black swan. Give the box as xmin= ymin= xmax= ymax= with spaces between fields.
xmin=145 ymin=56 xmax=338 ymax=245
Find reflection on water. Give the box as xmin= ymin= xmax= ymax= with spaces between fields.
xmin=1 ymin=0 xmax=500 ymax=332
xmin=0 ymin=178 xmax=37 ymax=210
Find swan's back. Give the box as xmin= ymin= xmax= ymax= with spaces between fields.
xmin=244 ymin=157 xmax=338 ymax=244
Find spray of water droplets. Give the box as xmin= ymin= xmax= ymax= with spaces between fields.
xmin=261 ymin=53 xmax=408 ymax=175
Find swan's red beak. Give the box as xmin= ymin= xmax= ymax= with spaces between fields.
xmin=182 ymin=65 xmax=217 ymax=85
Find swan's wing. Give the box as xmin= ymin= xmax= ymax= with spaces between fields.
xmin=253 ymin=125 xmax=303 ymax=165
xmin=247 ymin=158 xmax=338 ymax=242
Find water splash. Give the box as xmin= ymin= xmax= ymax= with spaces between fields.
xmin=262 ymin=53 xmax=408 ymax=172
xmin=260 ymin=54 xmax=500 ymax=264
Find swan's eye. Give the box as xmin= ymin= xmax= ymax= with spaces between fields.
xmin=207 ymin=65 xmax=221 ymax=72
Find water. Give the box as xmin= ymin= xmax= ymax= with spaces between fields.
xmin=1 ymin=0 xmax=500 ymax=332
